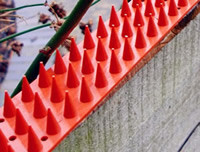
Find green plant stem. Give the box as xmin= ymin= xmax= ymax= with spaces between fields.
xmin=11 ymin=0 xmax=94 ymax=97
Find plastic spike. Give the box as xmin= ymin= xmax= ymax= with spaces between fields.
xmin=80 ymin=77 xmax=93 ymax=103
xmin=50 ymin=76 xmax=64 ymax=103
xmin=83 ymin=26 xmax=95 ymax=49
xmin=66 ymin=63 xmax=80 ymax=88
xmin=109 ymin=27 xmax=121 ymax=49
xmin=96 ymin=16 xmax=108 ymax=38
xmin=38 ymin=62 xmax=51 ymax=88
xmin=3 ymin=91 xmax=16 ymax=118
xmin=133 ymin=6 xmax=144 ymax=27
xmin=15 ymin=109 xmax=28 ymax=135
xmin=96 ymin=38 xmax=108 ymax=61
xmin=64 ymin=91 xmax=77 ymax=119
xmin=95 ymin=63 xmax=108 ymax=88
xmin=81 ymin=50 xmax=94 ymax=74
xmin=145 ymin=0 xmax=155 ymax=17
xmin=132 ymin=0 xmax=142 ymax=8
xmin=122 ymin=16 xmax=133 ymax=38
xmin=33 ymin=92 xmax=47 ymax=119
xmin=21 ymin=76 xmax=34 ymax=102
xmin=155 ymin=0 xmax=165 ymax=7
xmin=158 ymin=5 xmax=169 ymax=26
xmin=54 ymin=50 xmax=67 ymax=74
xmin=121 ymin=0 xmax=131 ymax=17
xmin=8 ymin=145 xmax=14 ymax=152
xmin=135 ymin=26 xmax=147 ymax=49
xmin=0 ymin=129 xmax=8 ymax=152
xmin=109 ymin=5 xmax=120 ymax=27
xmin=147 ymin=15 xmax=158 ymax=37
xmin=168 ymin=0 xmax=179 ymax=16
xmin=109 ymin=49 xmax=122 ymax=74
xmin=27 ymin=126 xmax=43 ymax=152
xmin=178 ymin=0 xmax=188 ymax=7
xmin=123 ymin=37 xmax=134 ymax=61
xmin=69 ymin=37 xmax=81 ymax=62
xmin=46 ymin=109 xmax=61 ymax=135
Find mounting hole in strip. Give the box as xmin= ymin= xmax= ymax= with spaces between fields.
xmin=9 ymin=135 xmax=17 ymax=141
xmin=41 ymin=136 xmax=48 ymax=141
xmin=0 ymin=118 xmax=5 ymax=123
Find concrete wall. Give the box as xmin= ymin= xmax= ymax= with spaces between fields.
xmin=54 ymin=14 xmax=200 ymax=152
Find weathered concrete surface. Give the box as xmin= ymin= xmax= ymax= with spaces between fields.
xmin=54 ymin=14 xmax=200 ymax=152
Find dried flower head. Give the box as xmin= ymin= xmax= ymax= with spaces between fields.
xmin=10 ymin=40 xmax=24 ymax=56
xmin=79 ymin=19 xmax=93 ymax=34
xmin=48 ymin=2 xmax=66 ymax=18
xmin=39 ymin=13 xmax=51 ymax=24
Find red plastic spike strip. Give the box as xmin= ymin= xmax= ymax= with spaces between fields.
xmin=0 ymin=0 xmax=198 ymax=151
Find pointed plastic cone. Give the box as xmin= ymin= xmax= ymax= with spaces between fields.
xmin=96 ymin=16 xmax=108 ymax=38
xmin=158 ymin=5 xmax=169 ymax=26
xmin=38 ymin=62 xmax=51 ymax=88
xmin=168 ymin=0 xmax=178 ymax=16
xmin=121 ymin=0 xmax=131 ymax=17
xmin=81 ymin=50 xmax=94 ymax=74
xmin=46 ymin=109 xmax=61 ymax=135
xmin=80 ymin=77 xmax=93 ymax=103
xmin=147 ymin=16 xmax=158 ymax=37
xmin=178 ymin=0 xmax=188 ymax=7
xmin=3 ymin=91 xmax=16 ymax=118
xmin=155 ymin=0 xmax=165 ymax=7
xmin=8 ymin=145 xmax=14 ymax=152
xmin=109 ymin=6 xmax=120 ymax=27
xmin=0 ymin=130 xmax=8 ymax=152
xmin=64 ymin=91 xmax=77 ymax=118
xmin=96 ymin=38 xmax=108 ymax=61
xmin=109 ymin=49 xmax=122 ymax=74
xmin=133 ymin=6 xmax=144 ymax=27
xmin=33 ymin=92 xmax=47 ymax=119
xmin=21 ymin=76 xmax=34 ymax=102
xmin=132 ymin=0 xmax=142 ymax=8
xmin=83 ymin=26 xmax=95 ymax=49
xmin=145 ymin=0 xmax=155 ymax=17
xmin=28 ymin=126 xmax=43 ymax=152
xmin=95 ymin=63 xmax=108 ymax=88
xmin=54 ymin=50 xmax=67 ymax=74
xmin=66 ymin=63 xmax=80 ymax=88
xmin=69 ymin=37 xmax=81 ymax=62
xmin=122 ymin=16 xmax=133 ymax=38
xmin=123 ymin=37 xmax=134 ymax=61
xmin=135 ymin=26 xmax=147 ymax=49
xmin=15 ymin=109 xmax=28 ymax=135
xmin=109 ymin=27 xmax=121 ymax=49
xmin=50 ymin=76 xmax=64 ymax=103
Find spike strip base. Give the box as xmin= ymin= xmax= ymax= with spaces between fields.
xmin=0 ymin=0 xmax=199 ymax=151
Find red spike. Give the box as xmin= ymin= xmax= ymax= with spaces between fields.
xmin=69 ymin=37 xmax=81 ymax=62
xmin=54 ymin=50 xmax=67 ymax=74
xmin=96 ymin=16 xmax=108 ymax=38
xmin=8 ymin=145 xmax=14 ymax=152
xmin=64 ymin=91 xmax=77 ymax=118
xmin=123 ymin=37 xmax=134 ymax=61
xmin=38 ymin=62 xmax=51 ymax=88
xmin=66 ymin=63 xmax=80 ymax=88
xmin=28 ymin=126 xmax=43 ymax=152
xmin=96 ymin=38 xmax=108 ymax=61
xmin=147 ymin=16 xmax=158 ymax=37
xmin=132 ymin=0 xmax=142 ymax=8
xmin=109 ymin=6 xmax=120 ymax=27
xmin=81 ymin=50 xmax=94 ymax=74
xmin=50 ymin=76 xmax=64 ymax=103
xmin=21 ymin=76 xmax=34 ymax=102
xmin=109 ymin=49 xmax=122 ymax=74
xmin=168 ymin=0 xmax=179 ymax=16
xmin=95 ymin=63 xmax=108 ymax=88
xmin=109 ymin=27 xmax=121 ymax=49
xmin=15 ymin=109 xmax=28 ymax=135
xmin=122 ymin=16 xmax=133 ymax=38
xmin=178 ymin=0 xmax=188 ymax=7
xmin=3 ymin=91 xmax=16 ymax=118
xmin=133 ymin=6 xmax=144 ymax=27
xmin=0 ymin=129 xmax=8 ymax=152
xmin=33 ymin=92 xmax=47 ymax=119
xmin=145 ymin=0 xmax=155 ymax=17
xmin=46 ymin=109 xmax=61 ymax=135
xmin=121 ymin=0 xmax=131 ymax=17
xmin=155 ymin=0 xmax=165 ymax=7
xmin=158 ymin=5 xmax=169 ymax=26
xmin=135 ymin=26 xmax=147 ymax=49
xmin=83 ymin=26 xmax=95 ymax=49
xmin=80 ymin=77 xmax=93 ymax=103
